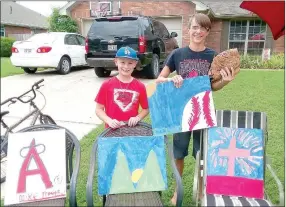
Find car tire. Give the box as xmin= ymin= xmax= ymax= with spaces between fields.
xmin=146 ymin=54 xmax=160 ymax=79
xmin=58 ymin=56 xmax=71 ymax=75
xmin=94 ymin=67 xmax=111 ymax=77
xmin=22 ymin=67 xmax=37 ymax=74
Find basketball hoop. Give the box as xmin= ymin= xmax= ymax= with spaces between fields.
xmin=101 ymin=10 xmax=108 ymax=17
xmin=91 ymin=9 xmax=108 ymax=18
xmin=99 ymin=2 xmax=110 ymax=17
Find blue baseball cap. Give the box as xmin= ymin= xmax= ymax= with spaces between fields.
xmin=115 ymin=46 xmax=139 ymax=61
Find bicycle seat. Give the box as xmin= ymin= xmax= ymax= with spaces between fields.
xmin=0 ymin=111 xmax=9 ymax=120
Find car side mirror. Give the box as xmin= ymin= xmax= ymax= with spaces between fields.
xmin=163 ymin=34 xmax=170 ymax=39
xmin=171 ymin=32 xmax=178 ymax=38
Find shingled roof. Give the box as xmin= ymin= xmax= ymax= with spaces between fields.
xmin=59 ymin=1 xmax=255 ymax=18
xmin=1 ymin=1 xmax=48 ymax=29
xmin=193 ymin=1 xmax=255 ymax=18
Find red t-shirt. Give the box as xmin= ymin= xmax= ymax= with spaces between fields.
xmin=95 ymin=77 xmax=149 ymax=128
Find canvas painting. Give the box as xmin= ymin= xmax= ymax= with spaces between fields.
xmin=206 ymin=127 xmax=264 ymax=199
xmin=147 ymin=75 xmax=217 ymax=135
xmin=97 ymin=135 xmax=167 ymax=195
xmin=4 ymin=129 xmax=66 ymax=205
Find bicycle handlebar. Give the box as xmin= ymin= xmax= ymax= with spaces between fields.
xmin=1 ymin=79 xmax=44 ymax=105
xmin=34 ymin=79 xmax=44 ymax=86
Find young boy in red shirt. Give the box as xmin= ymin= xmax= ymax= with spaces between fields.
xmin=95 ymin=46 xmax=149 ymax=129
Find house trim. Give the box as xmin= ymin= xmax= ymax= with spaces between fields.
xmin=59 ymin=2 xmax=78 ymax=15
xmin=1 ymin=22 xmax=48 ymax=30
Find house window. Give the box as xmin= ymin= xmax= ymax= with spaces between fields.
xmin=99 ymin=1 xmax=111 ymax=12
xmin=229 ymin=20 xmax=266 ymax=55
xmin=1 ymin=25 xmax=5 ymax=37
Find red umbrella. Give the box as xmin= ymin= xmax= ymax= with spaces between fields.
xmin=240 ymin=0 xmax=285 ymax=40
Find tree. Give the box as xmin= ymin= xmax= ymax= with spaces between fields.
xmin=48 ymin=8 xmax=78 ymax=33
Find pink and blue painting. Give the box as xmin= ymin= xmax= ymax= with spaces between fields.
xmin=147 ymin=76 xmax=217 ymax=135
xmin=97 ymin=135 xmax=167 ymax=195
xmin=206 ymin=127 xmax=264 ymax=199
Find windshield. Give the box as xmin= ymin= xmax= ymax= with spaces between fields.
xmin=89 ymin=20 xmax=139 ymax=38
xmin=26 ymin=33 xmax=57 ymax=43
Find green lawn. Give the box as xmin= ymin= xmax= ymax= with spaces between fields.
xmin=0 ymin=57 xmax=47 ymax=77
xmin=1 ymin=57 xmax=25 ymax=77
xmin=73 ymin=70 xmax=284 ymax=206
xmin=0 ymin=69 xmax=284 ymax=206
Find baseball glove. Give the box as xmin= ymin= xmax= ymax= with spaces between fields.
xmin=209 ymin=48 xmax=241 ymax=82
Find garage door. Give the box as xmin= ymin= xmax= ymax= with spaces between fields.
xmin=155 ymin=17 xmax=183 ymax=48
xmin=82 ymin=19 xmax=94 ymax=37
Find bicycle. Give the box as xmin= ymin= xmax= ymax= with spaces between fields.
xmin=1 ymin=79 xmax=56 ymax=183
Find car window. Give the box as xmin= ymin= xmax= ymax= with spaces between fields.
xmin=89 ymin=19 xmax=139 ymax=38
xmin=157 ymin=21 xmax=170 ymax=38
xmin=76 ymin=35 xmax=85 ymax=46
xmin=152 ymin=20 xmax=169 ymax=38
xmin=65 ymin=34 xmax=79 ymax=45
xmin=141 ymin=18 xmax=153 ymax=36
xmin=26 ymin=33 xmax=56 ymax=43
xmin=152 ymin=20 xmax=162 ymax=37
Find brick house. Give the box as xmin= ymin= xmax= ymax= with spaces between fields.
xmin=59 ymin=1 xmax=195 ymax=48
xmin=196 ymin=1 xmax=285 ymax=54
xmin=1 ymin=1 xmax=48 ymax=40
xmin=60 ymin=1 xmax=284 ymax=54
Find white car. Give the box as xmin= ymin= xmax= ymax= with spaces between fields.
xmin=10 ymin=32 xmax=87 ymax=75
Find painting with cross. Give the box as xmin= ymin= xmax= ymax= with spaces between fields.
xmin=4 ymin=129 xmax=67 ymax=205
xmin=206 ymin=127 xmax=265 ymax=199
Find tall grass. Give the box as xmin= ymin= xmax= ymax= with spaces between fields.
xmin=240 ymin=53 xmax=284 ymax=69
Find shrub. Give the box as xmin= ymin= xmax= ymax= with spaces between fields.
xmin=48 ymin=8 xmax=78 ymax=33
xmin=240 ymin=53 xmax=284 ymax=69
xmin=1 ymin=37 xmax=16 ymax=57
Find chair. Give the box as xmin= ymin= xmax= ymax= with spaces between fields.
xmin=192 ymin=109 xmax=284 ymax=206
xmin=86 ymin=121 xmax=183 ymax=207
xmin=1 ymin=124 xmax=81 ymax=207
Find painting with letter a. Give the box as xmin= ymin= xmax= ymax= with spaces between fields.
xmin=206 ymin=127 xmax=264 ymax=199
xmin=4 ymin=129 xmax=67 ymax=205
xmin=97 ymin=136 xmax=167 ymax=195
xmin=147 ymin=76 xmax=217 ymax=135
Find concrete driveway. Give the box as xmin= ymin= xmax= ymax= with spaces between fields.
xmin=1 ymin=68 xmax=153 ymax=140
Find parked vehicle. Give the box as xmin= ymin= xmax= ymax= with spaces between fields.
xmin=85 ymin=15 xmax=179 ymax=79
xmin=10 ymin=32 xmax=87 ymax=75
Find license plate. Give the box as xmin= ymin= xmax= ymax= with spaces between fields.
xmin=108 ymin=45 xmax=117 ymax=51
xmin=24 ymin=49 xmax=32 ymax=53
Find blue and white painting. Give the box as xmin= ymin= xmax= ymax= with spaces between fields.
xmin=207 ymin=127 xmax=264 ymax=178
xmin=206 ymin=127 xmax=265 ymax=198
xmin=97 ymin=136 xmax=167 ymax=195
xmin=147 ymin=76 xmax=217 ymax=135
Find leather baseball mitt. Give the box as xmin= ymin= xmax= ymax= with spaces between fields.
xmin=209 ymin=48 xmax=241 ymax=82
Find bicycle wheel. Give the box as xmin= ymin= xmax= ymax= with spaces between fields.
xmin=1 ymin=136 xmax=8 ymax=183
xmin=40 ymin=114 xmax=56 ymax=125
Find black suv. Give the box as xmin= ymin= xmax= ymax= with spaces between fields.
xmin=85 ymin=15 xmax=179 ymax=79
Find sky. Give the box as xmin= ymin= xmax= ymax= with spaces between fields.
xmin=17 ymin=1 xmax=68 ymax=17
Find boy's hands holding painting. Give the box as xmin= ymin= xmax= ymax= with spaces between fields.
xmin=128 ymin=116 xmax=141 ymax=127
xmin=128 ymin=108 xmax=149 ymax=127
xmin=171 ymin=75 xmax=184 ymax=88
xmin=107 ymin=118 xmax=122 ymax=129
xmin=156 ymin=75 xmax=184 ymax=88
xmin=155 ymin=66 xmax=183 ymax=88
